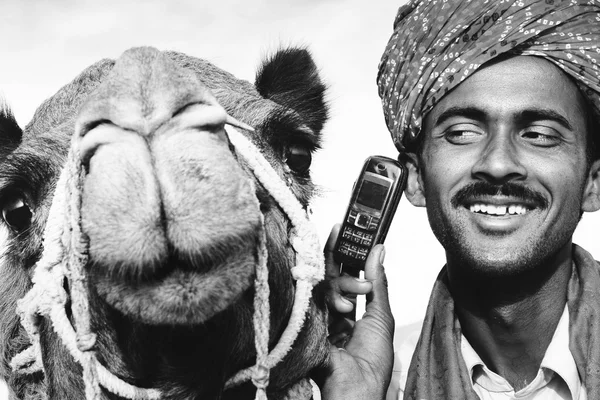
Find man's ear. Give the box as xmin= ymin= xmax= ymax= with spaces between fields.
xmin=582 ymin=159 xmax=600 ymax=212
xmin=401 ymin=152 xmax=426 ymax=207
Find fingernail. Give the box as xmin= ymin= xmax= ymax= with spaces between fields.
xmin=354 ymin=278 xmax=369 ymax=283
xmin=341 ymin=297 xmax=352 ymax=306
xmin=379 ymin=246 xmax=386 ymax=264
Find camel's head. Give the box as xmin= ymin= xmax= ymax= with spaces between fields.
xmin=0 ymin=46 xmax=330 ymax=399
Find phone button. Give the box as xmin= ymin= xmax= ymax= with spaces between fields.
xmin=362 ymin=233 xmax=373 ymax=245
xmin=338 ymin=241 xmax=352 ymax=255
xmin=355 ymin=213 xmax=371 ymax=229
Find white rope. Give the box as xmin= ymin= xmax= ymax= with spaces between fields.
xmin=13 ymin=141 xmax=161 ymax=400
xmin=224 ymin=127 xmax=325 ymax=396
xmin=11 ymin=122 xmax=324 ymax=400
xmin=249 ymin=208 xmax=271 ymax=400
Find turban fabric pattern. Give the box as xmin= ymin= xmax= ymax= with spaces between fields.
xmin=377 ymin=0 xmax=600 ymax=152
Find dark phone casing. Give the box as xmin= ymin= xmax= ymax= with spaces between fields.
xmin=334 ymin=155 xmax=407 ymax=276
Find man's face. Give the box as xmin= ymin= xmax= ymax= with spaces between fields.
xmin=409 ymin=56 xmax=600 ymax=276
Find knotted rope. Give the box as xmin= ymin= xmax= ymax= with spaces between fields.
xmin=11 ymin=122 xmax=324 ymax=400
xmin=224 ymin=127 xmax=325 ymax=399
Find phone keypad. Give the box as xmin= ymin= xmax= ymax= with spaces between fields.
xmin=339 ymin=225 xmax=376 ymax=262
xmin=338 ymin=241 xmax=368 ymax=261
xmin=342 ymin=226 xmax=375 ymax=246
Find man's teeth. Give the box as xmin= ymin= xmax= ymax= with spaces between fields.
xmin=469 ymin=203 xmax=528 ymax=216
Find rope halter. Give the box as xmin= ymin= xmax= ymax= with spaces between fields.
xmin=11 ymin=119 xmax=325 ymax=400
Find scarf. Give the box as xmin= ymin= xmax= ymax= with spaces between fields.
xmin=404 ymin=244 xmax=600 ymax=399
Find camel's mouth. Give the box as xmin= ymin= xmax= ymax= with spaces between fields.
xmin=80 ymin=122 xmax=262 ymax=325
xmin=90 ymin=248 xmax=257 ymax=325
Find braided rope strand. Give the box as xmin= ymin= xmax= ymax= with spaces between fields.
xmin=225 ymin=127 xmax=325 ymax=399
xmin=251 ymin=209 xmax=271 ymax=400
xmin=64 ymin=147 xmax=102 ymax=400
xmin=13 ymin=144 xmax=162 ymax=400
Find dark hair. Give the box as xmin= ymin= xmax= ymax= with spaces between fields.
xmin=584 ymin=99 xmax=600 ymax=165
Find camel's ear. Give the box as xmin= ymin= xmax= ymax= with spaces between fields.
xmin=582 ymin=158 xmax=600 ymax=212
xmin=255 ymin=47 xmax=328 ymax=134
xmin=0 ymin=104 xmax=22 ymax=158
xmin=401 ymin=152 xmax=426 ymax=207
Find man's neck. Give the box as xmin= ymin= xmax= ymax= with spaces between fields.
xmin=447 ymin=242 xmax=573 ymax=391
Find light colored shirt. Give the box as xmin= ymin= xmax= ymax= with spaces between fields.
xmin=387 ymin=306 xmax=585 ymax=400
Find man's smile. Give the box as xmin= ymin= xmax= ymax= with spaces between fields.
xmin=468 ymin=202 xmax=529 ymax=216
xmin=451 ymin=182 xmax=548 ymax=211
xmin=457 ymin=194 xmax=545 ymax=233
xmin=459 ymin=200 xmax=537 ymax=233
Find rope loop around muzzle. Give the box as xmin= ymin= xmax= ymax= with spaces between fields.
xmin=224 ymin=127 xmax=325 ymax=396
xmin=11 ymin=123 xmax=325 ymax=400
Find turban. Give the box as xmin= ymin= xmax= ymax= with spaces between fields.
xmin=377 ymin=0 xmax=600 ymax=152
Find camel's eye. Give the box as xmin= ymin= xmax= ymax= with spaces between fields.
xmin=284 ymin=144 xmax=312 ymax=175
xmin=2 ymin=195 xmax=32 ymax=233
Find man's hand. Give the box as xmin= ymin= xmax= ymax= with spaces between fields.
xmin=317 ymin=224 xmax=395 ymax=400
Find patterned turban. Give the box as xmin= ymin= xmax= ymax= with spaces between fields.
xmin=377 ymin=0 xmax=600 ymax=152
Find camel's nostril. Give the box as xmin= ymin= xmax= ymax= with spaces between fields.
xmin=168 ymin=102 xmax=230 ymax=134
xmin=80 ymin=119 xmax=112 ymax=138
xmin=78 ymin=123 xmax=139 ymax=169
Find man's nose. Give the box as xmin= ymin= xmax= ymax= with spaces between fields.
xmin=471 ymin=132 xmax=527 ymax=183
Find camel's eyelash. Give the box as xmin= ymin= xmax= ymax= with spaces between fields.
xmin=260 ymin=110 xmax=320 ymax=152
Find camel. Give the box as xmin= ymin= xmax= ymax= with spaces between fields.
xmin=0 ymin=46 xmax=331 ymax=400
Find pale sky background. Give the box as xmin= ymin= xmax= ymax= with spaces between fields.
xmin=1 ymin=2 xmax=600 ymax=395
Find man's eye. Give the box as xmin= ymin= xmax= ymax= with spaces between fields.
xmin=444 ymin=129 xmax=482 ymax=144
xmin=521 ymin=130 xmax=560 ymax=147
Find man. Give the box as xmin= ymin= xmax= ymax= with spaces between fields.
xmin=319 ymin=1 xmax=600 ymax=399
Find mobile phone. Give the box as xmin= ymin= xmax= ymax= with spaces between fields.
xmin=334 ymin=155 xmax=407 ymax=277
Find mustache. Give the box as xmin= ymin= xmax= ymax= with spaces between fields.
xmin=451 ymin=181 xmax=549 ymax=209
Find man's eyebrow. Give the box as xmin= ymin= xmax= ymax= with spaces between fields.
xmin=433 ymin=106 xmax=574 ymax=130
xmin=433 ymin=106 xmax=487 ymax=127
xmin=516 ymin=108 xmax=573 ymax=131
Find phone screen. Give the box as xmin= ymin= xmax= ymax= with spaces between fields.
xmin=356 ymin=179 xmax=390 ymax=210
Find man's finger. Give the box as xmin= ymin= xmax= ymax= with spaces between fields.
xmin=338 ymin=244 xmax=395 ymax=394
xmin=328 ymin=288 xmax=356 ymax=314
xmin=324 ymin=274 xmax=371 ymax=313
xmin=338 ymin=274 xmax=373 ymax=295
xmin=364 ymin=244 xmax=392 ymax=314
xmin=355 ymin=244 xmax=395 ymax=343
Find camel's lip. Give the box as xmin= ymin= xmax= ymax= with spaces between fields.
xmin=87 ymin=222 xmax=262 ymax=325
xmin=90 ymin=249 xmax=257 ymax=325
xmin=93 ymin=225 xmax=262 ymax=283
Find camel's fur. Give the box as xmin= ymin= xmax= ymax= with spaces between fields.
xmin=0 ymin=47 xmax=330 ymax=399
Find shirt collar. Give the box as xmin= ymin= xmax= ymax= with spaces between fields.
xmin=460 ymin=305 xmax=582 ymax=398
xmin=540 ymin=304 xmax=581 ymax=400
